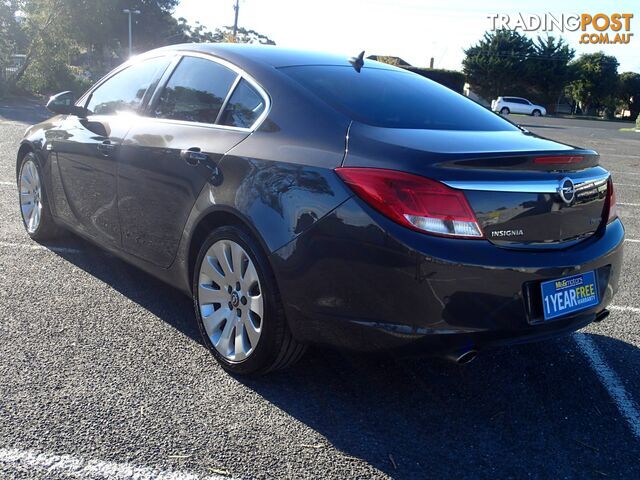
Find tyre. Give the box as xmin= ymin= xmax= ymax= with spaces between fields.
xmin=532 ymin=109 xmax=542 ymax=117
xmin=193 ymin=225 xmax=306 ymax=375
xmin=17 ymin=152 xmax=61 ymax=241
xmin=500 ymin=107 xmax=510 ymax=115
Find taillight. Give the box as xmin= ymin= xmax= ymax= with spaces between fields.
xmin=606 ymin=177 xmax=617 ymax=224
xmin=335 ymin=168 xmax=484 ymax=238
xmin=533 ymin=155 xmax=584 ymax=165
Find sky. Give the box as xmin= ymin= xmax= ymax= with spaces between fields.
xmin=175 ymin=0 xmax=640 ymax=73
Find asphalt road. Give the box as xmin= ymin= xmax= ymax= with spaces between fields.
xmin=1 ymin=100 xmax=639 ymax=479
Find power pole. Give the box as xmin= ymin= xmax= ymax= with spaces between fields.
xmin=232 ymin=0 xmax=239 ymax=40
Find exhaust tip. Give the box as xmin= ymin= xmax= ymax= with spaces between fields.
xmin=445 ymin=349 xmax=478 ymax=365
xmin=456 ymin=350 xmax=478 ymax=365
xmin=595 ymin=309 xmax=610 ymax=323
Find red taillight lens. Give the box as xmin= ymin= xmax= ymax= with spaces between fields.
xmin=606 ymin=178 xmax=617 ymax=224
xmin=335 ymin=168 xmax=484 ymax=238
xmin=533 ymin=155 xmax=584 ymax=165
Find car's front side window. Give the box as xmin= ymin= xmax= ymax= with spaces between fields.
xmin=154 ymin=56 xmax=238 ymax=124
xmin=86 ymin=56 xmax=171 ymax=116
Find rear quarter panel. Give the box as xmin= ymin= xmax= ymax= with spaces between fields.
xmin=169 ymin=67 xmax=355 ymax=292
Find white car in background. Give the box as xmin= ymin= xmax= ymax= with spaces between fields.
xmin=491 ymin=97 xmax=546 ymax=116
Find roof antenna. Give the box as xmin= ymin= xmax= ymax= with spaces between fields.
xmin=349 ymin=51 xmax=365 ymax=72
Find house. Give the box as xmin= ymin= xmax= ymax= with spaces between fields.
xmin=366 ymin=55 xmax=412 ymax=67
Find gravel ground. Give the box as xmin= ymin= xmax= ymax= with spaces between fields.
xmin=1 ymin=100 xmax=639 ymax=479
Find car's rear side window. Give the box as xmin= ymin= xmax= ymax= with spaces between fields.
xmin=219 ymin=79 xmax=265 ymax=128
xmin=282 ymin=65 xmax=517 ymax=131
xmin=154 ymin=56 xmax=237 ymax=124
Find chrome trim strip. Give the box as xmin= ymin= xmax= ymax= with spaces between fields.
xmin=77 ymin=50 xmax=272 ymax=134
xmin=171 ymin=51 xmax=272 ymax=133
xmin=215 ymin=74 xmax=242 ymax=125
xmin=443 ymin=172 xmax=610 ymax=193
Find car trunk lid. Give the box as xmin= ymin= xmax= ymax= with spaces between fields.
xmin=343 ymin=123 xmax=610 ymax=248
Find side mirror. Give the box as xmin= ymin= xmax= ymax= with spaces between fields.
xmin=46 ymin=91 xmax=87 ymax=117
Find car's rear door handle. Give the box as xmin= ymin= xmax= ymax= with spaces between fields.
xmin=180 ymin=147 xmax=210 ymax=166
xmin=97 ymin=140 xmax=116 ymax=156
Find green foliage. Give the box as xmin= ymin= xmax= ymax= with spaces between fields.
xmin=177 ymin=22 xmax=276 ymax=45
xmin=527 ymin=36 xmax=574 ymax=112
xmin=462 ymin=30 xmax=533 ymax=101
xmin=618 ymin=72 xmax=640 ymax=120
xmin=227 ymin=26 xmax=276 ymax=45
xmin=0 ymin=1 xmax=22 ymax=95
xmin=176 ymin=18 xmax=215 ymax=43
xmin=2 ymin=0 xmax=275 ymax=96
xmin=462 ymin=31 xmax=629 ymax=116
xmin=406 ymin=68 xmax=466 ymax=93
xmin=14 ymin=0 xmax=80 ymax=95
xmin=567 ymin=52 xmax=619 ymax=115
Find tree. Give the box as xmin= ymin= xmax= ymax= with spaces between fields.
xmin=176 ymin=18 xmax=216 ymax=43
xmin=7 ymin=0 xmax=80 ymax=94
xmin=567 ymin=52 xmax=619 ymax=115
xmin=212 ymin=26 xmax=275 ymax=45
xmin=527 ymin=36 xmax=574 ymax=112
xmin=175 ymin=21 xmax=275 ymax=45
xmin=63 ymin=0 xmax=186 ymax=71
xmin=618 ymin=72 xmax=640 ymax=120
xmin=462 ymin=30 xmax=533 ymax=101
xmin=0 ymin=1 xmax=24 ymax=93
xmin=2 ymin=0 xmax=276 ymax=96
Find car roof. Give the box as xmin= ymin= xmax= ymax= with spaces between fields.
xmin=145 ymin=43 xmax=399 ymax=70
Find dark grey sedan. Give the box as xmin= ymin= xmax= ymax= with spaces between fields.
xmin=17 ymin=44 xmax=623 ymax=374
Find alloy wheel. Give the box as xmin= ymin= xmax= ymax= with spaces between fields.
xmin=197 ymin=239 xmax=263 ymax=362
xmin=19 ymin=159 xmax=43 ymax=234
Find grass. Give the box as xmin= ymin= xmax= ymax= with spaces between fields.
xmin=554 ymin=114 xmax=635 ymax=123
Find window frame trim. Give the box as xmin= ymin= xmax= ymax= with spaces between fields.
xmin=143 ymin=51 xmax=271 ymax=133
xmin=76 ymin=54 xmax=175 ymax=116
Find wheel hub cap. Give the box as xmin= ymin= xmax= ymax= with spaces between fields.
xmin=230 ymin=291 xmax=240 ymax=308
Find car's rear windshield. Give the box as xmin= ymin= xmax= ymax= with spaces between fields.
xmin=280 ymin=65 xmax=517 ymax=131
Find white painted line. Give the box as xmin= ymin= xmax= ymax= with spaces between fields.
xmin=626 ymin=239 xmax=640 ymax=244
xmin=573 ymin=333 xmax=640 ymax=439
xmin=0 ymin=240 xmax=82 ymax=254
xmin=0 ymin=181 xmax=15 ymax=186
xmin=0 ymin=447 xmax=230 ymax=480
xmin=619 ymin=203 xmax=640 ymax=207
xmin=609 ymin=305 xmax=640 ymax=314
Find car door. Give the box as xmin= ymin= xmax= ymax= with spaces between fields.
xmin=520 ymin=99 xmax=533 ymax=114
xmin=512 ymin=98 xmax=529 ymax=114
xmin=117 ymin=54 xmax=268 ymax=267
xmin=50 ymin=56 xmax=172 ymax=246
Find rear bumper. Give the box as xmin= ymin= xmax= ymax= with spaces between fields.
xmin=270 ymin=197 xmax=624 ymax=354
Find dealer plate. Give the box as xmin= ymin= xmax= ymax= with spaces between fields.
xmin=540 ymin=271 xmax=599 ymax=321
